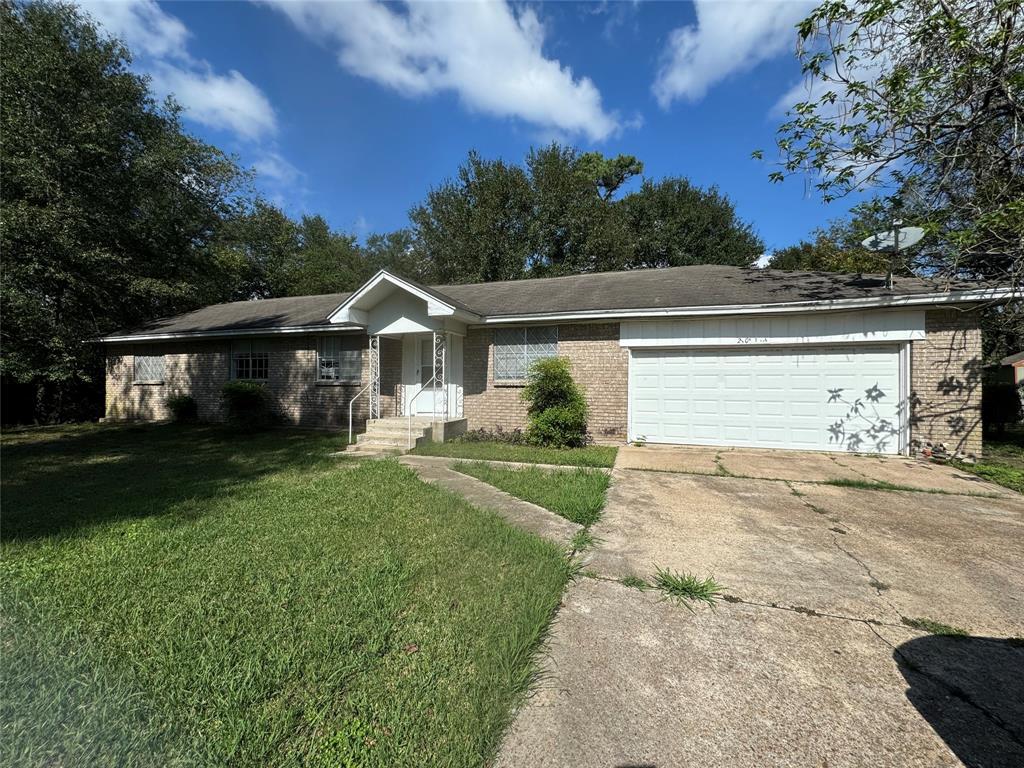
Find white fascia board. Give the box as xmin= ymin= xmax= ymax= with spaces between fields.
xmin=332 ymin=307 xmax=369 ymax=325
xmin=327 ymin=269 xmax=481 ymax=324
xmin=476 ymin=287 xmax=1017 ymax=325
xmin=98 ymin=325 xmax=363 ymax=343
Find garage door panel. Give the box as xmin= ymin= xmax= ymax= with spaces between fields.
xmin=630 ymin=345 xmax=901 ymax=454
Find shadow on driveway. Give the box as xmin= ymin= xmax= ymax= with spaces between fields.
xmin=895 ymin=634 xmax=1024 ymax=767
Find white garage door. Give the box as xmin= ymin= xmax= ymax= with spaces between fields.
xmin=629 ymin=345 xmax=903 ymax=454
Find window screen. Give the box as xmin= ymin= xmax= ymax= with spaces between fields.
xmin=232 ymin=340 xmax=270 ymax=380
xmin=493 ymin=326 xmax=558 ymax=382
xmin=317 ymin=336 xmax=362 ymax=382
xmin=133 ymin=354 xmax=165 ymax=382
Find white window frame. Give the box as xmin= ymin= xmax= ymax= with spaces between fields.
xmin=493 ymin=326 xmax=559 ymax=384
xmin=232 ymin=340 xmax=270 ymax=381
xmin=133 ymin=353 xmax=165 ymax=384
xmin=316 ymin=336 xmax=362 ymax=383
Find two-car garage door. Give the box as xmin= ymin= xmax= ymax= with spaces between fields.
xmin=628 ymin=345 xmax=903 ymax=454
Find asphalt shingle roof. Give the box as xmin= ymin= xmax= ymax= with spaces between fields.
xmin=103 ymin=265 xmax=990 ymax=340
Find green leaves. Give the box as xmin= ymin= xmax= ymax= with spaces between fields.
xmin=1 ymin=3 xmax=249 ymax=419
xmin=767 ymin=0 xmax=1023 ymax=291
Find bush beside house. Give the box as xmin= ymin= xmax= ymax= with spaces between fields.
xmin=522 ymin=358 xmax=589 ymax=448
xmin=165 ymin=394 xmax=198 ymax=423
xmin=221 ymin=382 xmax=274 ymax=430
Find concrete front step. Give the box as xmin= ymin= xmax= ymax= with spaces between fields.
xmin=368 ymin=417 xmax=433 ymax=428
xmin=360 ymin=425 xmax=433 ymax=439
xmin=342 ymin=446 xmax=404 ymax=458
xmin=356 ymin=433 xmax=425 ymax=449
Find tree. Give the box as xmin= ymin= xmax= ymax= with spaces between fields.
xmin=1 ymin=2 xmax=248 ymax=420
xmin=625 ymin=179 xmax=763 ymax=269
xmin=768 ymin=198 xmax=913 ymax=274
xmin=768 ymin=0 xmax=1023 ymax=287
xmin=527 ymin=143 xmax=638 ymax=276
xmin=410 ymin=144 xmax=762 ymax=282
xmin=212 ymin=200 xmax=300 ymax=300
xmin=284 ymin=215 xmax=365 ymax=296
xmin=410 ymin=151 xmax=533 ymax=284
xmin=363 ymin=229 xmax=430 ymax=283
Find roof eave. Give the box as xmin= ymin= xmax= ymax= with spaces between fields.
xmin=475 ymin=286 xmax=1018 ymax=324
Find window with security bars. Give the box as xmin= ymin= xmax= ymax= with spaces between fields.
xmin=133 ymin=354 xmax=165 ymax=383
xmin=493 ymin=326 xmax=558 ymax=382
xmin=232 ymin=340 xmax=270 ymax=381
xmin=317 ymin=336 xmax=362 ymax=382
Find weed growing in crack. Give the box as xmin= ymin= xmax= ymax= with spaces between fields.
xmin=869 ymin=578 xmax=890 ymax=591
xmin=619 ymin=575 xmax=649 ymax=591
xmin=652 ymin=567 xmax=725 ymax=609
xmin=902 ymin=616 xmax=968 ymax=636
xmin=569 ymin=529 xmax=595 ymax=553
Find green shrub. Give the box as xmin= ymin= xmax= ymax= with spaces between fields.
xmin=455 ymin=426 xmax=528 ymax=445
xmin=522 ymin=358 xmax=589 ymax=448
xmin=165 ymin=394 xmax=198 ymax=423
xmin=522 ymin=357 xmax=582 ymax=416
xmin=221 ymin=381 xmax=273 ymax=429
xmin=982 ymin=382 xmax=1023 ymax=435
xmin=526 ymin=403 xmax=589 ymax=448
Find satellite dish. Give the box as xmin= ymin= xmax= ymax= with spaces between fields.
xmin=860 ymin=221 xmax=925 ymax=289
xmin=861 ymin=226 xmax=925 ymax=252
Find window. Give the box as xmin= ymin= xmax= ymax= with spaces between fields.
xmin=493 ymin=326 xmax=558 ymax=382
xmin=133 ymin=354 xmax=165 ymax=383
xmin=317 ymin=336 xmax=362 ymax=382
xmin=232 ymin=340 xmax=270 ymax=380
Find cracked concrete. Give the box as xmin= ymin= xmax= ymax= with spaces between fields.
xmin=496 ymin=454 xmax=1024 ymax=767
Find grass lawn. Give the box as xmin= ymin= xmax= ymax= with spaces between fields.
xmin=1 ymin=423 xmax=570 ymax=767
xmin=452 ymin=462 xmax=610 ymax=526
xmin=954 ymin=429 xmax=1024 ymax=494
xmin=412 ymin=439 xmax=617 ymax=468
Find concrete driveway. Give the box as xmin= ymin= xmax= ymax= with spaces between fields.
xmin=496 ymin=447 xmax=1024 ymax=768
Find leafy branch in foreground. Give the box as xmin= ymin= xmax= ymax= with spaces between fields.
xmin=768 ymin=0 xmax=1023 ymax=289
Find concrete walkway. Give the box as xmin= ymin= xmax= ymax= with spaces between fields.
xmin=398 ymin=455 xmax=582 ymax=545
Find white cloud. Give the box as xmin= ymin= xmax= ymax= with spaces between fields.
xmin=82 ymin=0 xmax=190 ymax=59
xmin=252 ymin=151 xmax=303 ymax=187
xmin=81 ymin=1 xmax=278 ymax=140
xmin=265 ymin=0 xmax=621 ymax=141
xmin=149 ymin=63 xmax=277 ymax=141
xmin=653 ymin=0 xmax=815 ymax=107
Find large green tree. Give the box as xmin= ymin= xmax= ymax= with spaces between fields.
xmin=1 ymin=2 xmax=247 ymax=419
xmin=410 ymin=151 xmax=533 ymax=284
xmin=284 ymin=215 xmax=367 ymax=296
xmin=411 ymin=144 xmax=762 ymax=283
xmin=768 ymin=0 xmax=1023 ymax=286
xmin=625 ymin=179 xmax=763 ymax=269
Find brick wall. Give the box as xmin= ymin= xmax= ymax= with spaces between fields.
xmin=910 ymin=308 xmax=983 ymax=456
xmin=105 ymin=334 xmax=402 ymax=429
xmin=462 ymin=322 xmax=628 ymax=440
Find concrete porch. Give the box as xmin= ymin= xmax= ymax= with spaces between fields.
xmin=345 ymin=416 xmax=469 ymax=457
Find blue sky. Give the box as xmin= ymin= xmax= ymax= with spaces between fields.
xmin=82 ymin=1 xmax=865 ymax=255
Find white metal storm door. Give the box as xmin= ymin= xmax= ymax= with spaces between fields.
xmin=414 ymin=337 xmax=436 ymax=416
xmin=629 ymin=344 xmax=903 ymax=454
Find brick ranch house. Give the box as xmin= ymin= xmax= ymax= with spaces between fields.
xmin=101 ymin=265 xmax=1013 ymax=456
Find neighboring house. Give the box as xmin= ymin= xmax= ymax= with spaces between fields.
xmin=100 ymin=265 xmax=1014 ymax=456
xmin=999 ymin=351 xmax=1024 ymax=385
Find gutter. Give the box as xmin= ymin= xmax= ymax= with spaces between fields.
xmin=97 ymin=324 xmax=364 ymax=343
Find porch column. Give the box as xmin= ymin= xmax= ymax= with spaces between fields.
xmin=432 ymin=330 xmax=447 ymax=421
xmin=368 ymin=335 xmax=381 ymax=420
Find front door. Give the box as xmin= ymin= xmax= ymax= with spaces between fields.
xmin=414 ymin=337 xmax=436 ymax=416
